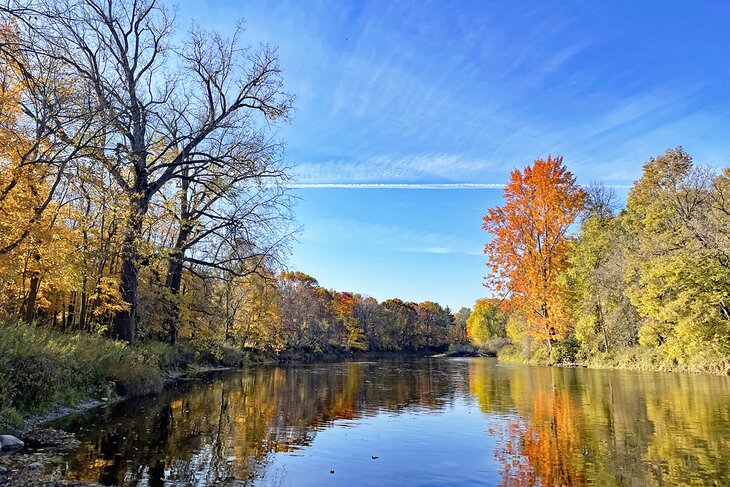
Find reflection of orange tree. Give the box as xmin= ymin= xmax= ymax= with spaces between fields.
xmin=470 ymin=360 xmax=730 ymax=486
xmin=468 ymin=362 xmax=621 ymax=486
xmin=492 ymin=389 xmax=587 ymax=487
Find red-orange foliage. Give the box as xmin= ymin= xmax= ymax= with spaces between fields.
xmin=482 ymin=156 xmax=584 ymax=348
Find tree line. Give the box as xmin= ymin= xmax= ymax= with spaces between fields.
xmin=469 ymin=148 xmax=730 ymax=372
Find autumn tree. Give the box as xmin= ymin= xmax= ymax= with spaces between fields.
xmin=333 ymin=292 xmax=367 ymax=351
xmin=234 ymin=272 xmax=282 ymax=352
xmin=567 ymin=184 xmax=640 ymax=354
xmin=623 ymin=147 xmax=730 ymax=364
xmin=353 ymin=295 xmax=387 ymax=350
xmin=450 ymin=307 xmax=471 ymax=345
xmin=381 ymin=298 xmax=418 ymax=351
xmin=466 ymin=298 xmax=507 ymax=347
xmin=0 ymin=24 xmax=96 ymax=323
xmin=483 ymin=156 xmax=585 ymax=355
xmin=415 ymin=301 xmax=451 ymax=349
xmin=278 ymin=272 xmax=327 ymax=351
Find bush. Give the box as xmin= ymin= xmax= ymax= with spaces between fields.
xmin=187 ymin=337 xmax=245 ymax=368
xmin=498 ymin=343 xmax=549 ymax=365
xmin=586 ymin=346 xmax=730 ymax=375
xmin=481 ymin=337 xmax=511 ymax=356
xmin=551 ymin=336 xmax=580 ymax=363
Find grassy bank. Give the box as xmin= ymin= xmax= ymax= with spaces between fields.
xmin=497 ymin=343 xmax=730 ymax=375
xmin=0 ymin=321 xmax=248 ymax=430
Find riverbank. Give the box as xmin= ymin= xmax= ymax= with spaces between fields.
xmin=0 ymin=365 xmax=246 ymax=487
xmin=0 ymin=321 xmax=254 ymax=432
xmin=497 ymin=344 xmax=730 ymax=375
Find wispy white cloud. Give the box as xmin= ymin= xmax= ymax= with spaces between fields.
xmin=289 ymin=181 xmax=629 ymax=190
xmin=289 ymin=182 xmax=504 ymax=190
xmin=293 ymin=153 xmax=497 ymax=184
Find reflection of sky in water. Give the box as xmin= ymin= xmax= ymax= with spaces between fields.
xmin=48 ymin=358 xmax=730 ymax=486
xmin=262 ymin=400 xmax=503 ymax=486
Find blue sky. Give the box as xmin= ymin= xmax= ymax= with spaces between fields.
xmin=184 ymin=1 xmax=730 ymax=310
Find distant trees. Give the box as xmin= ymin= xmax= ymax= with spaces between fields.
xmin=450 ymin=307 xmax=471 ymax=345
xmin=220 ymin=272 xmax=457 ymax=355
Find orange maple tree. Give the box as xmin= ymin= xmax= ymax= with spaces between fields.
xmin=482 ymin=156 xmax=584 ymax=352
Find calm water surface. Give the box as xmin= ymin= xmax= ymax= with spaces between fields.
xmin=49 ymin=358 xmax=730 ymax=486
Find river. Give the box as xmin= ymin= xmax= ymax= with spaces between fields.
xmin=47 ymin=358 xmax=729 ymax=486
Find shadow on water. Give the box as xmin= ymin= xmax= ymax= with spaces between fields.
xmin=48 ymin=358 xmax=730 ymax=486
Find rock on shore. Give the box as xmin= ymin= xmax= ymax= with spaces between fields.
xmin=0 ymin=435 xmax=24 ymax=450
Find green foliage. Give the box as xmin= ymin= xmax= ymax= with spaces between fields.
xmin=622 ymin=147 xmax=730 ymax=364
xmin=466 ymin=299 xmax=507 ymax=347
xmin=345 ymin=317 xmax=368 ymax=351
xmin=550 ymin=336 xmax=580 ymax=363
xmin=450 ymin=307 xmax=471 ymax=345
xmin=568 ymin=213 xmax=640 ymax=355
xmin=186 ymin=337 xmax=246 ymax=368
xmin=497 ymin=343 xmax=549 ymax=365
xmin=480 ymin=336 xmax=511 ymax=356
xmin=584 ymin=347 xmax=730 ymax=375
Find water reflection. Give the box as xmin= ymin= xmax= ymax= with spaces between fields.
xmin=470 ymin=362 xmax=730 ymax=486
xmin=51 ymin=359 xmax=730 ymax=486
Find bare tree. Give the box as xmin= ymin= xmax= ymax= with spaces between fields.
xmin=583 ymin=182 xmax=618 ymax=220
xmin=6 ymin=0 xmax=293 ymax=341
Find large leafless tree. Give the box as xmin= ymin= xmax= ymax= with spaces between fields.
xmin=4 ymin=0 xmax=293 ymax=341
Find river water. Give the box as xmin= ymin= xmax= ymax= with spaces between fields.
xmin=48 ymin=358 xmax=730 ymax=486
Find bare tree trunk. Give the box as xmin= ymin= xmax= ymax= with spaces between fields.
xmin=67 ymin=291 xmax=77 ymax=329
xmin=163 ymin=250 xmax=185 ymax=345
xmin=79 ymin=291 xmax=88 ymax=331
xmin=597 ymin=301 xmax=610 ymax=353
xmin=112 ymin=194 xmax=147 ymax=342
xmin=162 ymin=173 xmax=191 ymax=345
xmin=541 ymin=302 xmax=553 ymax=358
xmin=163 ymin=219 xmax=192 ymax=344
xmin=23 ymin=272 xmax=40 ymax=322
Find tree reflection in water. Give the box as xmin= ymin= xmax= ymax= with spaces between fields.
xmin=50 ymin=359 xmax=730 ymax=486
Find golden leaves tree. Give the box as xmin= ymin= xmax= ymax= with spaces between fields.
xmin=483 ymin=156 xmax=584 ymax=355
xmin=0 ymin=28 xmax=80 ymax=322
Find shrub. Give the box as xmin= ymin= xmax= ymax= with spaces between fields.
xmin=550 ymin=336 xmax=580 ymax=363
